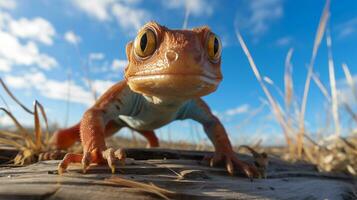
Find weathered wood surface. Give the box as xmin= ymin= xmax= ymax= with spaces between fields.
xmin=0 ymin=148 xmax=356 ymax=200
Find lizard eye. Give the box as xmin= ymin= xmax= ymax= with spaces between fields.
xmin=134 ymin=28 xmax=157 ymax=58
xmin=206 ymin=33 xmax=222 ymax=62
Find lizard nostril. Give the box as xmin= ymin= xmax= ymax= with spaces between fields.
xmin=165 ymin=50 xmax=178 ymax=63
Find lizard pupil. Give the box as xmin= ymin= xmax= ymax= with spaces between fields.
xmin=140 ymin=33 xmax=148 ymax=52
xmin=213 ymin=37 xmax=219 ymax=55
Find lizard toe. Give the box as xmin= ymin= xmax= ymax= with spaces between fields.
xmin=102 ymin=148 xmax=116 ymax=173
xmin=114 ymin=148 xmax=126 ymax=166
xmin=81 ymin=152 xmax=91 ymax=173
xmin=57 ymin=153 xmax=83 ymax=175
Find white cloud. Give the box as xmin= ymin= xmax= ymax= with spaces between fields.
xmin=213 ymin=104 xmax=251 ymax=122
xmin=276 ymin=36 xmax=293 ymax=46
xmin=71 ymin=0 xmax=149 ymax=32
xmin=337 ymin=75 xmax=357 ymax=106
xmin=93 ymin=79 xmax=116 ymax=95
xmin=0 ymin=11 xmax=58 ymax=71
xmin=0 ymin=30 xmax=57 ymax=70
xmin=89 ymin=52 xmax=105 ymax=61
xmin=236 ymin=0 xmax=283 ymax=37
xmin=0 ymin=11 xmax=56 ymax=45
xmin=111 ymin=59 xmax=127 ymax=71
xmin=0 ymin=58 xmax=11 ymax=72
xmin=111 ymin=3 xmax=149 ymax=31
xmin=4 ymin=72 xmax=94 ymax=106
xmin=0 ymin=114 xmax=16 ymax=127
xmin=64 ymin=31 xmax=81 ymax=45
xmin=3 ymin=72 xmax=117 ymax=107
xmin=3 ymin=71 xmax=45 ymax=89
xmin=71 ymin=0 xmax=114 ymax=21
xmin=336 ymin=17 xmax=357 ymax=38
xmin=164 ymin=0 xmax=213 ymax=16
xmin=8 ymin=17 xmax=56 ymax=45
xmin=0 ymin=12 xmax=11 ymax=30
xmin=225 ymin=104 xmax=250 ymax=116
xmin=0 ymin=0 xmax=16 ymax=10
xmin=249 ymin=0 xmax=283 ymax=34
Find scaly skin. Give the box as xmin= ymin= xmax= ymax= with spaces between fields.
xmin=52 ymin=22 xmax=259 ymax=178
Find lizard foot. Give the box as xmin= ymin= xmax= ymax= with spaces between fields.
xmin=204 ymin=151 xmax=260 ymax=180
xmin=58 ymin=148 xmax=126 ymax=175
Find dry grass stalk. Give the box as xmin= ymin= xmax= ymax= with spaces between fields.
xmin=234 ymin=0 xmax=356 ymax=174
xmin=235 ymin=27 xmax=293 ymax=151
xmin=341 ymin=63 xmax=357 ymax=123
xmin=0 ymin=102 xmax=50 ymax=165
xmin=0 ymin=107 xmax=33 ymax=147
xmin=182 ymin=3 xmax=190 ymax=29
xmin=298 ymin=0 xmax=330 ymax=158
xmin=0 ymin=93 xmax=10 ymax=111
xmin=0 ymin=80 xmax=50 ymax=165
xmin=33 ymin=100 xmax=50 ymax=147
xmin=326 ymin=28 xmax=340 ymax=137
xmin=343 ymin=103 xmax=357 ymax=123
xmin=283 ymin=49 xmax=298 ymax=150
xmin=284 ymin=48 xmax=294 ymax=108
xmin=105 ymin=176 xmax=175 ymax=200
xmin=341 ymin=63 xmax=356 ymax=100
xmin=263 ymin=76 xmax=274 ymax=85
xmin=0 ymin=78 xmax=33 ymax=114
xmin=264 ymin=76 xmax=285 ymax=99
xmin=311 ymin=71 xmax=331 ymax=102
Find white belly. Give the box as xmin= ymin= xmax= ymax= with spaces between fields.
xmin=118 ymin=112 xmax=176 ymax=130
xmin=117 ymin=98 xmax=182 ymax=130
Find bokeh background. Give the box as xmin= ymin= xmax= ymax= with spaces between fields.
xmin=0 ymin=0 xmax=356 ymax=146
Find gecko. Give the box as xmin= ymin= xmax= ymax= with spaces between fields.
xmin=50 ymin=22 xmax=259 ymax=178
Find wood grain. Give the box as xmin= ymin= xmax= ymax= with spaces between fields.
xmin=0 ymin=148 xmax=356 ymax=200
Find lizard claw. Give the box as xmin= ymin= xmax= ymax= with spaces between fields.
xmin=81 ymin=152 xmax=91 ymax=173
xmin=205 ymin=151 xmax=260 ymax=179
xmin=114 ymin=148 xmax=126 ymax=166
xmin=102 ymin=148 xmax=116 ymax=173
xmin=57 ymin=148 xmax=126 ymax=175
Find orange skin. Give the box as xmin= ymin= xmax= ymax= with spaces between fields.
xmin=52 ymin=22 xmax=258 ymax=178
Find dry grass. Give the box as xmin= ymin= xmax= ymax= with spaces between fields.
xmin=235 ymin=26 xmax=295 ymax=156
xmin=0 ymin=78 xmax=50 ymax=165
xmin=326 ymin=28 xmax=340 ymax=137
xmin=298 ymin=0 xmax=331 ymax=158
xmin=235 ymin=0 xmax=356 ymax=175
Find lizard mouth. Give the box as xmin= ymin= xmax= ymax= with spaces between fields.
xmin=126 ymin=74 xmax=222 ymax=97
xmin=127 ymin=74 xmax=222 ymax=85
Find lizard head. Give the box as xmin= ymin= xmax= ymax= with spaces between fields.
xmin=124 ymin=22 xmax=223 ymax=99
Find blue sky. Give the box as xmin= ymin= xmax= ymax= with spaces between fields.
xmin=0 ymin=0 xmax=356 ymax=145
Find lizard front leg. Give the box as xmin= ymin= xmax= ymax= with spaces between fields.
xmin=58 ymin=108 xmax=125 ymax=174
xmin=180 ymin=99 xmax=259 ymax=179
xmin=202 ymin=116 xmax=259 ymax=178
xmin=58 ymin=81 xmax=128 ymax=174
